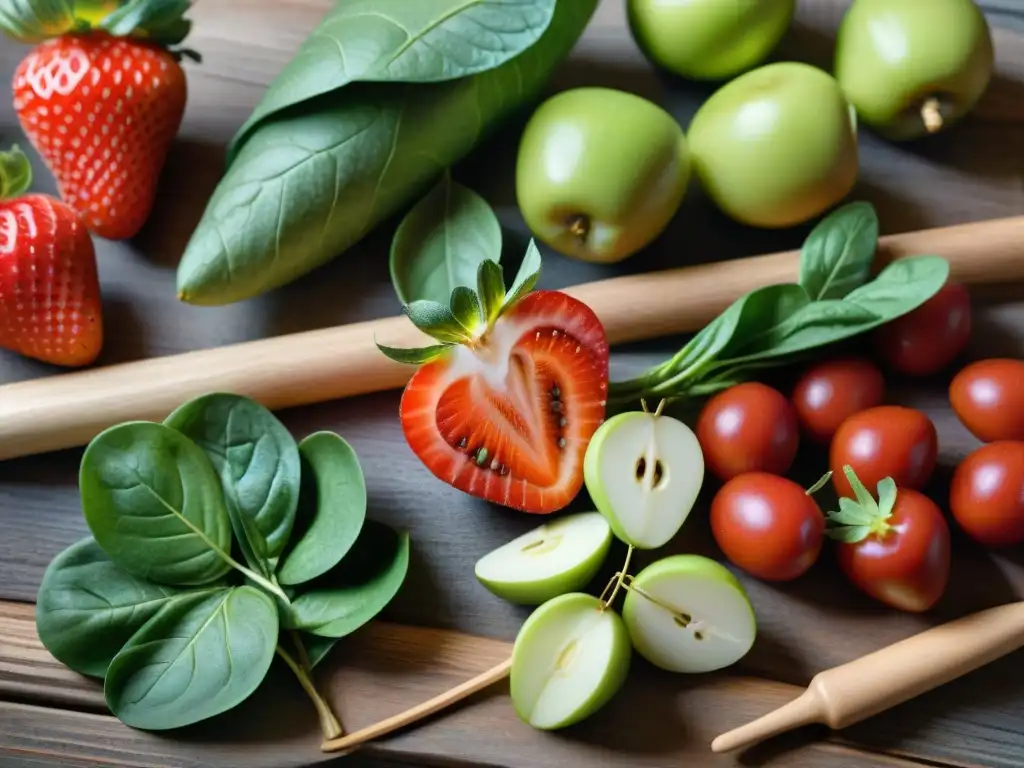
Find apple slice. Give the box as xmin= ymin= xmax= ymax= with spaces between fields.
xmin=510 ymin=592 xmax=631 ymax=730
xmin=584 ymin=410 xmax=705 ymax=549
xmin=622 ymin=555 xmax=756 ymax=673
xmin=475 ymin=512 xmax=613 ymax=605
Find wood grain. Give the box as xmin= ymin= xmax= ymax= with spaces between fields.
xmin=1 ymin=0 xmax=1024 ymax=767
xmin=0 ymin=601 xmax=934 ymax=768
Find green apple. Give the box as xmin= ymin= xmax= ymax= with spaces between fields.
xmin=510 ymin=592 xmax=631 ymax=730
xmin=622 ymin=555 xmax=756 ymax=673
xmin=515 ymin=87 xmax=690 ymax=264
xmin=687 ymin=61 xmax=859 ymax=228
xmin=474 ymin=512 xmax=613 ymax=605
xmin=628 ymin=0 xmax=796 ymax=81
xmin=834 ymin=0 xmax=994 ymax=141
xmin=584 ymin=410 xmax=704 ymax=550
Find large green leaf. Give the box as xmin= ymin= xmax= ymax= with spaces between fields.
xmin=230 ymin=0 xmax=557 ymax=157
xmin=34 ymin=537 xmax=209 ymax=679
xmin=79 ymin=421 xmax=234 ymax=587
xmin=277 ymin=431 xmax=367 ymax=586
xmin=104 ymin=586 xmax=279 ymax=730
xmin=389 ymin=171 xmax=502 ymax=306
xmin=283 ymin=522 xmax=410 ymax=638
xmin=177 ymin=0 xmax=599 ymax=306
xmin=164 ymin=393 xmax=301 ymax=578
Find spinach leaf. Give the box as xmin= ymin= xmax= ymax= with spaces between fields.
xmin=611 ymin=283 xmax=809 ymax=399
xmin=284 ymin=522 xmax=410 ymax=638
xmin=230 ymin=0 xmax=558 ymax=158
xmin=104 ymin=586 xmax=278 ymax=731
xmin=277 ymin=432 xmax=367 ymax=586
xmin=35 ymin=537 xmax=205 ymax=679
xmin=177 ymin=0 xmax=598 ymax=306
xmin=303 ymin=634 xmax=339 ymax=670
xmin=798 ymin=202 xmax=879 ymax=301
xmin=164 ymin=393 xmax=301 ymax=578
xmin=79 ymin=421 xmax=234 ymax=586
xmin=709 ymin=256 xmax=950 ymax=370
xmin=389 ymin=171 xmax=502 ymax=306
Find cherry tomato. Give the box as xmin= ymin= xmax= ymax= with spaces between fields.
xmin=949 ymin=441 xmax=1024 ymax=547
xmin=696 ymin=382 xmax=800 ymax=482
xmin=949 ymin=359 xmax=1024 ymax=443
xmin=830 ymin=405 xmax=937 ymax=499
xmin=872 ymin=281 xmax=972 ymax=377
xmin=831 ymin=480 xmax=950 ymax=613
xmin=791 ymin=357 xmax=885 ymax=444
xmin=710 ymin=472 xmax=824 ymax=581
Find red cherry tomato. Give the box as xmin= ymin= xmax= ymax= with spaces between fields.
xmin=949 ymin=359 xmax=1024 ymax=443
xmin=710 ymin=472 xmax=825 ymax=581
xmin=949 ymin=441 xmax=1024 ymax=547
xmin=832 ymin=482 xmax=950 ymax=613
xmin=872 ymin=281 xmax=972 ymax=377
xmin=830 ymin=405 xmax=937 ymax=499
xmin=696 ymin=382 xmax=800 ymax=482
xmin=791 ymin=357 xmax=885 ymax=444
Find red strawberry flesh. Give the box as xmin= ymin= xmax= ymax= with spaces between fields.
xmin=399 ymin=290 xmax=609 ymax=514
xmin=12 ymin=32 xmax=187 ymax=240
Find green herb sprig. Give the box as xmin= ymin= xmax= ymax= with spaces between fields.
xmin=36 ymin=393 xmax=410 ymax=738
xmin=608 ymin=201 xmax=950 ymax=404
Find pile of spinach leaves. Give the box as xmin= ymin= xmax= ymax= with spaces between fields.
xmin=36 ymin=393 xmax=409 ymax=737
xmin=608 ymin=201 xmax=951 ymax=403
xmin=176 ymin=0 xmax=599 ymax=307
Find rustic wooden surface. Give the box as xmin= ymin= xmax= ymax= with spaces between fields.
xmin=1 ymin=0 xmax=1024 ymax=766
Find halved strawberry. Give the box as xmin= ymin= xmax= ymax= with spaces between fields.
xmin=379 ymin=242 xmax=609 ymax=514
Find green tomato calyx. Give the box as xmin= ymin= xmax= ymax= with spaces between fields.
xmin=377 ymin=239 xmax=543 ymax=365
xmin=824 ymin=465 xmax=897 ymax=544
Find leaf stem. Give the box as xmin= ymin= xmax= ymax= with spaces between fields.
xmin=276 ymin=644 xmax=343 ymax=740
xmin=231 ymin=560 xmax=290 ymax=604
xmin=290 ymin=629 xmax=313 ymax=672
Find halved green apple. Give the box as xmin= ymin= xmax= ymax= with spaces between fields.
xmin=510 ymin=592 xmax=631 ymax=730
xmin=584 ymin=410 xmax=705 ymax=549
xmin=622 ymin=555 xmax=756 ymax=673
xmin=475 ymin=512 xmax=613 ymax=605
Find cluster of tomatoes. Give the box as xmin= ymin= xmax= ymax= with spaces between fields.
xmin=692 ymin=281 xmax=1024 ymax=613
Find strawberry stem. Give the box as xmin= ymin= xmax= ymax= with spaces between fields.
xmin=97 ymin=0 xmax=195 ymax=48
xmin=0 ymin=0 xmax=80 ymax=43
xmin=0 ymin=145 xmax=33 ymax=201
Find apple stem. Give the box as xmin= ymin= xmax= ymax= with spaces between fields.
xmin=621 ymin=577 xmax=693 ymax=627
xmin=568 ymin=214 xmax=590 ymax=242
xmin=922 ymin=97 xmax=944 ymax=133
xmin=600 ymin=545 xmax=635 ymax=611
xmin=639 ymin=398 xmax=668 ymax=417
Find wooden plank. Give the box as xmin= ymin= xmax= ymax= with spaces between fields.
xmin=1 ymin=0 xmax=1023 ymax=767
xmin=0 ymin=601 xmax=934 ymax=768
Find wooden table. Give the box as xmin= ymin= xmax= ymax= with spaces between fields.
xmin=2 ymin=1 xmax=1024 ymax=766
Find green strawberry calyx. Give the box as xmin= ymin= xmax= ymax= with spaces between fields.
xmin=376 ymin=239 xmax=544 ymax=366
xmin=1 ymin=0 xmax=200 ymax=59
xmin=0 ymin=146 xmax=33 ymax=201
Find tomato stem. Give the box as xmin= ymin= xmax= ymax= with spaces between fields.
xmin=805 ymin=471 xmax=833 ymax=496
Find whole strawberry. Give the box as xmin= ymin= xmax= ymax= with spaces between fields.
xmin=0 ymin=145 xmax=104 ymax=367
xmin=3 ymin=0 xmax=196 ymax=241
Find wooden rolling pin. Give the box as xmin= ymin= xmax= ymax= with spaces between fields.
xmin=1 ymin=214 xmax=1023 ymax=461
xmin=711 ymin=600 xmax=1024 ymax=753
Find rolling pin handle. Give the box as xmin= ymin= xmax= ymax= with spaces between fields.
xmin=710 ymin=687 xmax=824 ymax=754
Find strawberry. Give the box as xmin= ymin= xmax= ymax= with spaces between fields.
xmin=3 ymin=0 xmax=197 ymax=240
xmin=0 ymin=145 xmax=103 ymax=367
xmin=378 ymin=242 xmax=610 ymax=514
